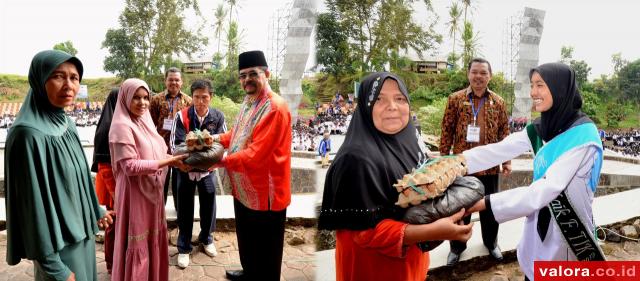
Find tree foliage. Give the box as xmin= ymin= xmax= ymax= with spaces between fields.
xmin=324 ymin=0 xmax=441 ymax=72
xmin=213 ymin=4 xmax=227 ymax=56
xmin=558 ymin=45 xmax=591 ymax=89
xmin=560 ymin=46 xmax=574 ymax=64
xmin=605 ymin=101 xmax=625 ymax=128
xmin=557 ymin=49 xmax=638 ymax=128
xmin=580 ymin=90 xmax=600 ymax=123
xmin=225 ymin=21 xmax=242 ymax=72
xmin=102 ymin=28 xmax=140 ymax=78
xmin=460 ymin=21 xmax=480 ymax=68
xmin=316 ymin=12 xmax=354 ymax=78
xmin=617 ymin=59 xmax=640 ymax=103
xmin=611 ymin=53 xmax=629 ymax=74
xmin=211 ymin=68 xmax=243 ymax=102
xmin=571 ymin=60 xmax=591 ymax=89
xmin=445 ymin=3 xmax=462 ymax=68
xmin=53 ymin=41 xmax=78 ymax=56
xmin=416 ymin=96 xmax=448 ymax=137
xmin=102 ymin=0 xmax=207 ymax=77
xmin=461 ymin=0 xmax=475 ymax=23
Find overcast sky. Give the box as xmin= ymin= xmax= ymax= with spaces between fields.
xmin=1 ymin=0 xmax=639 ymax=79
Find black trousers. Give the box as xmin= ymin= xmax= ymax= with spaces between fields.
xmin=176 ymin=173 xmax=217 ymax=253
xmin=450 ymin=174 xmax=500 ymax=253
xmin=163 ymin=167 xmax=179 ymax=212
xmin=233 ymin=199 xmax=286 ymax=281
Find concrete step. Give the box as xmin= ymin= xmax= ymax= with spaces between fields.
xmin=0 ymin=194 xmax=317 ymax=225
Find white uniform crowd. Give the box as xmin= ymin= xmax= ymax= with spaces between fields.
xmin=0 ymin=114 xmax=15 ymax=128
xmin=291 ymin=95 xmax=355 ymax=152
xmin=605 ymin=129 xmax=640 ymax=157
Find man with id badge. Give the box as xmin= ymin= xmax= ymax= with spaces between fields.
xmin=439 ymin=58 xmax=511 ymax=266
xmin=150 ymin=67 xmax=193 ymax=210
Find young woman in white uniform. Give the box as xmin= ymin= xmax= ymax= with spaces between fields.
xmin=465 ymin=62 xmax=604 ymax=281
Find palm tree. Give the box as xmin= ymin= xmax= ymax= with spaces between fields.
xmin=461 ymin=21 xmax=480 ymax=68
xmin=446 ymin=3 xmax=462 ymax=67
xmin=423 ymin=0 xmax=434 ymax=12
xmin=226 ymin=21 xmax=244 ymax=70
xmin=226 ymin=0 xmax=241 ymax=67
xmin=461 ymin=0 xmax=473 ymax=23
xmin=213 ymin=4 xmax=226 ymax=54
xmin=226 ymin=0 xmax=240 ymax=27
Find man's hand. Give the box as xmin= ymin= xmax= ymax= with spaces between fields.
xmin=175 ymin=160 xmax=193 ymax=173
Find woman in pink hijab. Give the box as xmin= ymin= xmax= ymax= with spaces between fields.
xmin=109 ymin=78 xmax=187 ymax=281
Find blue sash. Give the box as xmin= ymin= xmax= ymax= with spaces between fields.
xmin=528 ymin=122 xmax=606 ymax=261
xmin=533 ymin=123 xmax=603 ymax=192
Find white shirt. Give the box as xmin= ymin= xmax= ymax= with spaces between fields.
xmin=463 ymin=130 xmax=599 ymax=280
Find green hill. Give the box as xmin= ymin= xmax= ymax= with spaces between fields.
xmin=0 ymin=74 xmax=121 ymax=102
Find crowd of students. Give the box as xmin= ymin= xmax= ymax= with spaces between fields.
xmin=0 ymin=114 xmax=16 ymax=128
xmin=603 ymin=129 xmax=640 ymax=157
xmin=291 ymin=96 xmax=355 ymax=152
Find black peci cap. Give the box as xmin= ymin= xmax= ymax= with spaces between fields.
xmin=238 ymin=50 xmax=268 ymax=70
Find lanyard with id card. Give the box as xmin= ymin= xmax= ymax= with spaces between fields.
xmin=466 ymin=96 xmax=485 ymax=143
xmin=162 ymin=95 xmax=180 ymax=131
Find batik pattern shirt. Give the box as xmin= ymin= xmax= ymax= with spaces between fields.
xmin=440 ymin=87 xmax=510 ymax=175
xmin=149 ymin=91 xmax=192 ymax=151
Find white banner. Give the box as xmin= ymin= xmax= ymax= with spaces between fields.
xmin=77 ymin=84 xmax=88 ymax=99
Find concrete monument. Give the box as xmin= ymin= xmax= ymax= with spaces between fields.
xmin=513 ymin=7 xmax=545 ymax=121
xmin=279 ymin=0 xmax=317 ymax=118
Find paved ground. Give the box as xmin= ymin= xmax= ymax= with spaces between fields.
xmin=0 ymin=227 xmax=316 ymax=281
xmin=0 ymin=194 xmax=317 ymax=281
xmin=447 ymin=239 xmax=640 ymax=281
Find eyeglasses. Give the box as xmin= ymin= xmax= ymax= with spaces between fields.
xmin=238 ymin=71 xmax=263 ymax=81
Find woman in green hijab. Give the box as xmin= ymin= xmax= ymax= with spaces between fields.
xmin=4 ymin=50 xmax=114 ymax=281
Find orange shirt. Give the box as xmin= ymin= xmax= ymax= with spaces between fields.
xmin=335 ymin=219 xmax=430 ymax=281
xmin=219 ymin=91 xmax=292 ymax=211
xmin=95 ymin=163 xmax=116 ymax=208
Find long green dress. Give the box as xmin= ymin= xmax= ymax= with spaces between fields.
xmin=4 ymin=50 xmax=104 ymax=281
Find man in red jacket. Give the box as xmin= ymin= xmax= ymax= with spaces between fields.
xmin=215 ymin=50 xmax=292 ymax=281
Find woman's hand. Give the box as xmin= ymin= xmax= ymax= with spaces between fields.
xmin=404 ymin=209 xmax=473 ymax=244
xmin=465 ymin=197 xmax=487 ymax=215
xmin=97 ymin=210 xmax=115 ymax=229
xmin=429 ymin=209 xmax=474 ymax=242
xmin=171 ymin=155 xmax=192 ymax=172
xmin=67 ymin=272 xmax=76 ymax=281
xmin=176 ymin=163 xmax=192 ymax=172
xmin=159 ymin=154 xmax=189 ymax=169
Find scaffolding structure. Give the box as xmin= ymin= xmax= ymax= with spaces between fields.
xmin=501 ymin=10 xmax=523 ymax=83
xmin=267 ymin=1 xmax=293 ymax=79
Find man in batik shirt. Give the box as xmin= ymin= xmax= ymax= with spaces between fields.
xmin=149 ymin=67 xmax=192 ymax=210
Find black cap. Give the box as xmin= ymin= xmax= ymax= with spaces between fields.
xmin=238 ymin=50 xmax=268 ymax=70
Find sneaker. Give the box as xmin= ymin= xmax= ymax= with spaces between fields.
xmin=177 ymin=253 xmax=189 ymax=268
xmin=203 ymin=242 xmax=218 ymax=257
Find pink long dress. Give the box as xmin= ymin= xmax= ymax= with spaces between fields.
xmin=109 ymin=79 xmax=170 ymax=281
